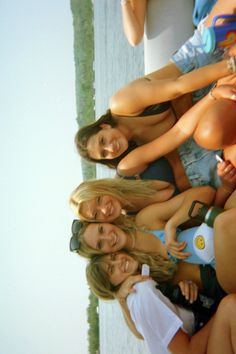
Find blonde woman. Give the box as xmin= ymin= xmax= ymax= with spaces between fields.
xmin=70 ymin=164 xmax=236 ymax=223
xmin=71 ymin=187 xmax=236 ymax=292
xmin=70 ymin=185 xmax=216 ymax=259
xmin=70 ymin=178 xmax=176 ymax=222
xmin=86 ymin=249 xmax=236 ymax=354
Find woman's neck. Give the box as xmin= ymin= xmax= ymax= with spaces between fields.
xmin=125 ymin=231 xmax=135 ymax=250
xmin=115 ymin=116 xmax=141 ymax=142
xmin=134 ymin=229 xmax=168 ymax=258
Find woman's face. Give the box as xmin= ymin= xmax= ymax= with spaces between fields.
xmin=80 ymin=195 xmax=122 ymax=222
xmin=101 ymin=252 xmax=138 ymax=286
xmin=87 ymin=124 xmax=128 ymax=160
xmin=83 ymin=223 xmax=128 ymax=253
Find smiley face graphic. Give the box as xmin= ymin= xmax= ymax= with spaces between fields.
xmin=195 ymin=235 xmax=205 ymax=250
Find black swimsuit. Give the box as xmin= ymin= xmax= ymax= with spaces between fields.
xmin=117 ymin=102 xmax=179 ymax=195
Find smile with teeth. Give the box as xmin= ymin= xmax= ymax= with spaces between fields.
xmin=112 ymin=140 xmax=120 ymax=153
xmin=124 ymin=260 xmax=129 ymax=272
xmin=112 ymin=232 xmax=118 ymax=247
xmin=107 ymin=202 xmax=114 ymax=216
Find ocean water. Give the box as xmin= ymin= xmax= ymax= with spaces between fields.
xmin=93 ymin=1 xmax=149 ymax=353
xmin=93 ymin=0 xmax=144 ymax=180
xmin=99 ymin=301 xmax=150 ymax=354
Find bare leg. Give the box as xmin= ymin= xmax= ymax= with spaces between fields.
xmin=224 ymin=189 xmax=236 ymax=209
xmin=214 ymin=208 xmax=236 ymax=293
xmin=207 ymin=295 xmax=236 ymax=354
xmin=194 ymin=100 xmax=236 ymax=150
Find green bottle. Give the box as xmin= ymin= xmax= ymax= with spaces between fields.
xmin=188 ymin=201 xmax=224 ymax=228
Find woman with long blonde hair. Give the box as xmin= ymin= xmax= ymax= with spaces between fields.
xmin=70 ymin=178 xmax=175 ymax=222
xmin=86 ymin=247 xmax=236 ymax=354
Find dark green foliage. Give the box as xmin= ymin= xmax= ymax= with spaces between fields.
xmin=71 ymin=0 xmax=98 ymax=352
xmin=71 ymin=0 xmax=96 ymax=180
xmin=87 ymin=292 xmax=99 ymax=354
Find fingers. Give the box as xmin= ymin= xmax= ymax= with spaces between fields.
xmin=179 ymin=280 xmax=198 ymax=304
xmin=168 ymin=248 xmax=191 ymax=259
xmin=167 ymin=241 xmax=191 ymax=260
xmin=214 ymin=84 xmax=236 ymax=100
xmin=217 ymin=161 xmax=236 ymax=191
xmin=127 ymin=274 xmax=150 ymax=289
xmin=166 ymin=240 xmax=187 ymax=251
xmin=116 ymin=274 xmax=153 ymax=299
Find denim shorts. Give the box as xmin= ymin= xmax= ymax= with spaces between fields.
xmin=171 ymin=19 xmax=224 ymax=101
xmin=178 ymin=138 xmax=222 ymax=188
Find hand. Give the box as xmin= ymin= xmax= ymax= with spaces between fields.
xmin=225 ymin=44 xmax=236 ymax=58
xmin=211 ymin=84 xmax=236 ymax=101
xmin=115 ymin=274 xmax=150 ymax=300
xmin=217 ymin=74 xmax=236 ymax=87
xmin=178 ymin=280 xmax=198 ymax=304
xmin=217 ymin=160 xmax=236 ymax=193
xmin=165 ymin=223 xmax=191 ymax=260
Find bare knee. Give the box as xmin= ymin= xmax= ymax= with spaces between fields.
xmin=218 ymin=294 xmax=236 ymax=316
xmin=194 ymin=120 xmax=223 ymax=149
xmin=214 ymin=208 xmax=236 ymax=230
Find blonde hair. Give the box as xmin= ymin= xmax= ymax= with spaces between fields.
xmin=69 ymin=178 xmax=163 ymax=221
xmin=86 ymin=251 xmax=177 ymax=300
xmin=73 ymin=219 xmax=136 ymax=259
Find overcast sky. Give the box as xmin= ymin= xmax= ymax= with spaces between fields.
xmin=0 ymin=1 xmax=90 ymax=353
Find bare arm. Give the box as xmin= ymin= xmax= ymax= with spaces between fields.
xmin=117 ymin=84 xmax=236 ymax=176
xmin=121 ymin=0 xmax=147 ymax=46
xmin=110 ymin=55 xmax=235 ymax=115
xmin=164 ymin=187 xmax=215 ymax=258
xmin=168 ymin=318 xmax=213 ymax=354
xmin=136 ymin=186 xmax=215 ymax=259
xmin=136 ymin=186 xmax=215 ymax=228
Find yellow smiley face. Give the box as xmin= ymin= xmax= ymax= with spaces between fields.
xmin=195 ymin=235 xmax=205 ymax=250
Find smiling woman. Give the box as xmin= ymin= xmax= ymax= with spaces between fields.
xmin=86 ymin=123 xmax=129 ymax=160
xmin=82 ymin=223 xmax=132 ymax=253
xmin=101 ymin=253 xmax=139 ymax=286
xmin=80 ymin=195 xmax=123 ymax=222
xmin=69 ymin=178 xmax=175 ymax=222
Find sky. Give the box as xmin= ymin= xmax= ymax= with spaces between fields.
xmin=0 ymin=1 xmax=90 ymax=353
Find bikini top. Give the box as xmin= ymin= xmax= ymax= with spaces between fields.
xmin=141 ymin=101 xmax=171 ymax=116
xmin=118 ymin=101 xmax=179 ymax=194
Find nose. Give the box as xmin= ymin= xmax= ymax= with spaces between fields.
xmin=98 ymin=204 xmax=109 ymax=217
xmin=104 ymin=141 xmax=115 ymax=153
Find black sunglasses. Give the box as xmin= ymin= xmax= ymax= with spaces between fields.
xmin=69 ymin=219 xmax=82 ymax=252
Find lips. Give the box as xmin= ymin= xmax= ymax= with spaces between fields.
xmin=112 ymin=140 xmax=120 ymax=154
xmin=125 ymin=260 xmax=129 ymax=272
xmin=112 ymin=232 xmax=117 ymax=247
xmin=107 ymin=202 xmax=114 ymax=217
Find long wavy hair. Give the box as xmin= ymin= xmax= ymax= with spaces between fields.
xmin=86 ymin=251 xmax=177 ymax=300
xmin=72 ymin=219 xmax=136 ymax=259
xmin=75 ymin=110 xmax=137 ymax=168
xmin=69 ymin=178 xmax=164 ymax=221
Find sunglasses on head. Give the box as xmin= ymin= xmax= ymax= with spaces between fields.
xmin=69 ymin=219 xmax=82 ymax=252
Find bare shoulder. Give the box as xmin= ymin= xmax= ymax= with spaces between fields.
xmin=109 ymin=78 xmax=147 ymax=116
xmin=135 ymin=205 xmax=165 ymax=230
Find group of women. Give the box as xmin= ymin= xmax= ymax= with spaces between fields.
xmin=70 ymin=1 xmax=236 ymax=353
